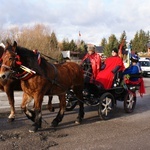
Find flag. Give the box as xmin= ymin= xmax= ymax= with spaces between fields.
xmin=118 ymin=39 xmax=124 ymax=58
xmin=79 ymin=31 xmax=81 ymax=37
xmin=126 ymin=44 xmax=131 ymax=68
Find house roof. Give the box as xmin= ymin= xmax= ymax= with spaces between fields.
xmin=147 ymin=43 xmax=150 ymax=48
xmin=95 ymin=46 xmax=103 ymax=53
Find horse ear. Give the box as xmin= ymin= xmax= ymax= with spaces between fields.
xmin=6 ymin=40 xmax=11 ymax=47
xmin=12 ymin=41 xmax=17 ymax=52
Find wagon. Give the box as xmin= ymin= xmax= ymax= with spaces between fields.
xmin=66 ymin=73 xmax=144 ymax=120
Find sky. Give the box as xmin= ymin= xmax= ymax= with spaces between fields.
xmin=0 ymin=0 xmax=150 ymax=45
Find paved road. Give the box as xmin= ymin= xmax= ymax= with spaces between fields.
xmin=0 ymin=91 xmax=59 ymax=113
xmin=0 ymin=77 xmax=150 ymax=150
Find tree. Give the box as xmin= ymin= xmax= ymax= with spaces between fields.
xmin=131 ymin=29 xmax=150 ymax=52
xmin=100 ymin=38 xmax=107 ymax=47
xmin=49 ymin=31 xmax=58 ymax=52
xmin=70 ymin=39 xmax=77 ymax=51
xmin=62 ymin=38 xmax=70 ymax=51
xmin=77 ymin=40 xmax=86 ymax=52
xmin=104 ymin=34 xmax=118 ymax=57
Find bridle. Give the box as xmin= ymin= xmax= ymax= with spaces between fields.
xmin=1 ymin=64 xmax=12 ymax=70
xmin=1 ymin=50 xmax=66 ymax=91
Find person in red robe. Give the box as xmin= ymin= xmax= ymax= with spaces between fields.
xmin=81 ymin=44 xmax=101 ymax=83
xmin=95 ymin=48 xmax=125 ymax=89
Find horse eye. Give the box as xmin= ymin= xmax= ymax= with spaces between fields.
xmin=15 ymin=57 xmax=19 ymax=61
xmin=9 ymin=57 xmax=13 ymax=61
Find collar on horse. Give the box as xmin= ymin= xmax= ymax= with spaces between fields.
xmin=2 ymin=50 xmax=66 ymax=90
xmin=19 ymin=62 xmax=65 ymax=90
xmin=15 ymin=70 xmax=35 ymax=80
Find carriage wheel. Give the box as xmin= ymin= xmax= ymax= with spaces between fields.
xmin=124 ymin=92 xmax=136 ymax=113
xmin=66 ymin=100 xmax=78 ymax=111
xmin=98 ymin=92 xmax=115 ymax=120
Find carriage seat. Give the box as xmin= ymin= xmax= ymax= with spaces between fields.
xmin=94 ymin=65 xmax=123 ymax=90
xmin=109 ymin=66 xmax=123 ymax=88
xmin=123 ymin=73 xmax=145 ymax=96
xmin=124 ymin=73 xmax=143 ymax=86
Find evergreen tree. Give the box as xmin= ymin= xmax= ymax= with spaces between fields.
xmin=70 ymin=39 xmax=77 ymax=51
xmin=49 ymin=31 xmax=58 ymax=51
xmin=104 ymin=34 xmax=118 ymax=57
xmin=131 ymin=29 xmax=150 ymax=52
xmin=101 ymin=38 xmax=107 ymax=47
xmin=62 ymin=38 xmax=70 ymax=51
xmin=77 ymin=40 xmax=87 ymax=53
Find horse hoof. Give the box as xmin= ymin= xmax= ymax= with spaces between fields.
xmin=48 ymin=107 xmax=55 ymax=112
xmin=29 ymin=126 xmax=38 ymax=133
xmin=51 ymin=120 xmax=58 ymax=127
xmin=75 ymin=118 xmax=82 ymax=124
xmin=7 ymin=118 xmax=15 ymax=122
xmin=75 ymin=120 xmax=80 ymax=124
xmin=29 ymin=124 xmax=39 ymax=133
xmin=51 ymin=107 xmax=55 ymax=112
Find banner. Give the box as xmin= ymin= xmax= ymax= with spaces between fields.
xmin=118 ymin=39 xmax=124 ymax=58
xmin=126 ymin=44 xmax=131 ymax=68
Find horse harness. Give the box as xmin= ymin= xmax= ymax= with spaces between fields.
xmin=1 ymin=52 xmax=66 ymax=93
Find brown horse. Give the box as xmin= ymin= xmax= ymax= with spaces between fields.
xmin=0 ymin=44 xmax=55 ymax=122
xmin=0 ymin=41 xmax=84 ymax=132
xmin=0 ymin=45 xmax=21 ymax=121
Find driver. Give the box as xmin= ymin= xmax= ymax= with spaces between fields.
xmin=81 ymin=44 xmax=101 ymax=84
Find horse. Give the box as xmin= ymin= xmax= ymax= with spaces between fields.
xmin=0 ymin=41 xmax=84 ymax=132
xmin=0 ymin=45 xmax=21 ymax=122
xmin=0 ymin=44 xmax=55 ymax=122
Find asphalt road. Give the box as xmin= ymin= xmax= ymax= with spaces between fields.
xmin=0 ymin=77 xmax=150 ymax=150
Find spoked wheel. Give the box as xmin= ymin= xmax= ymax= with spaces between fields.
xmin=98 ymin=92 xmax=115 ymax=120
xmin=124 ymin=92 xmax=136 ymax=113
xmin=65 ymin=90 xmax=78 ymax=111
xmin=66 ymin=100 xmax=78 ymax=111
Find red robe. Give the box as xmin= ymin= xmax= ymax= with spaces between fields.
xmin=96 ymin=56 xmax=125 ymax=89
xmin=82 ymin=53 xmax=101 ymax=81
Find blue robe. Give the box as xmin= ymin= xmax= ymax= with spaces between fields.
xmin=123 ymin=64 xmax=141 ymax=81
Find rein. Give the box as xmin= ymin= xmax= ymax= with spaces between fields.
xmin=1 ymin=50 xmax=66 ymax=91
xmin=1 ymin=64 xmax=12 ymax=70
xmin=41 ymin=53 xmax=59 ymax=62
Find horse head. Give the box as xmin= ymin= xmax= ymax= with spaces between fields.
xmin=0 ymin=41 xmax=20 ymax=80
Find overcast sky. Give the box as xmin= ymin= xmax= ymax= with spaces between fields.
xmin=0 ymin=0 xmax=150 ymax=45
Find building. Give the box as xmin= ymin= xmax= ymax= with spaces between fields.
xmin=95 ymin=46 xmax=104 ymax=56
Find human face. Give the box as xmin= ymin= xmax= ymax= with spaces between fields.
xmin=112 ymin=51 xmax=117 ymax=56
xmin=88 ymin=50 xmax=94 ymax=55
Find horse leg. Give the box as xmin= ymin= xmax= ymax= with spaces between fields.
xmin=51 ymin=94 xmax=66 ymax=127
xmin=47 ymin=96 xmax=55 ymax=112
xmin=73 ymin=86 xmax=84 ymax=124
xmin=21 ymin=92 xmax=35 ymax=122
xmin=29 ymin=95 xmax=43 ymax=133
xmin=4 ymin=86 xmax=15 ymax=122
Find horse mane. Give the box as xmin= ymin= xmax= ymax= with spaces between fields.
xmin=15 ymin=46 xmax=48 ymax=76
xmin=0 ymin=46 xmax=4 ymax=58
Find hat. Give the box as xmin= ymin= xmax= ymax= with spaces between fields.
xmin=112 ymin=48 xmax=118 ymax=53
xmin=87 ymin=44 xmax=95 ymax=52
xmin=130 ymin=54 xmax=139 ymax=62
